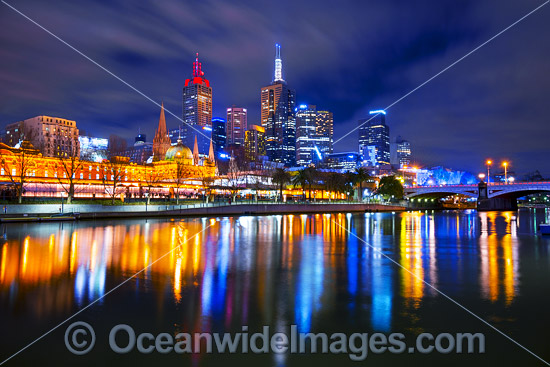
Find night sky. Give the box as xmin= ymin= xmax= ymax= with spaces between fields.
xmin=1 ymin=0 xmax=548 ymax=175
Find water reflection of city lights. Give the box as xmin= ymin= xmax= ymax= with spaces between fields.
xmin=0 ymin=211 xmax=522 ymax=328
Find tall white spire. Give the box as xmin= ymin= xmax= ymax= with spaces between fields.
xmin=273 ymin=43 xmax=284 ymax=83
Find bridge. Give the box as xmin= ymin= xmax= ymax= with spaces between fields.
xmin=404 ymin=181 xmax=550 ymax=210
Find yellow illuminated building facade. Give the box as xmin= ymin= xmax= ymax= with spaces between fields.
xmin=4 ymin=115 xmax=79 ymax=158
xmin=244 ymin=124 xmax=265 ymax=162
xmin=0 ymin=140 xmax=215 ymax=199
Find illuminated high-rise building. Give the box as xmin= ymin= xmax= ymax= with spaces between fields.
xmin=316 ymin=110 xmax=333 ymax=153
xmin=244 ymin=125 xmax=266 ymax=162
xmin=295 ymin=105 xmax=332 ymax=166
xmin=296 ymin=105 xmax=317 ymax=166
xmin=390 ymin=136 xmax=412 ymax=168
xmin=211 ymin=117 xmax=227 ymax=156
xmin=183 ymin=53 xmax=212 ymax=127
xmin=4 ymin=116 xmax=79 ymax=158
xmin=358 ymin=110 xmax=390 ymax=166
xmin=226 ymin=106 xmax=247 ymax=146
xmin=260 ymin=44 xmax=296 ymax=166
xmin=181 ymin=53 xmax=212 ymax=154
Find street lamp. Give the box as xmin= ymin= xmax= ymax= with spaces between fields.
xmin=502 ymin=162 xmax=508 ymax=184
xmin=478 ymin=173 xmax=486 ymax=182
xmin=486 ymin=160 xmax=492 ymax=184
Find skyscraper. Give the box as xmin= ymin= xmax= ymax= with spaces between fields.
xmin=316 ymin=110 xmax=333 ymax=154
xmin=244 ymin=125 xmax=266 ymax=162
xmin=390 ymin=136 xmax=412 ymax=168
xmin=358 ymin=118 xmax=369 ymax=156
xmin=358 ymin=110 xmax=390 ymax=166
xmin=181 ymin=53 xmax=212 ymax=153
xmin=260 ymin=44 xmax=296 ymax=166
xmin=211 ymin=117 xmax=227 ymax=156
xmin=153 ymin=103 xmax=171 ymax=161
xmin=296 ymin=105 xmax=333 ymax=166
xmin=183 ymin=53 xmax=212 ymax=127
xmin=226 ymin=106 xmax=247 ymax=146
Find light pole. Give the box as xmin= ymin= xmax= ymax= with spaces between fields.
xmin=486 ymin=160 xmax=492 ymax=184
xmin=503 ymin=162 xmax=508 ymax=184
xmin=478 ymin=173 xmax=486 ymax=182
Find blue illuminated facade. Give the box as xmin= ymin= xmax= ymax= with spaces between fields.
xmin=212 ymin=117 xmax=227 ymax=156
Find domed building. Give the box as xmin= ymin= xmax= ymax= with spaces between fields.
xmin=164 ymin=140 xmax=193 ymax=165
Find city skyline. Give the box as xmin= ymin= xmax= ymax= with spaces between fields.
xmin=0 ymin=0 xmax=549 ymax=174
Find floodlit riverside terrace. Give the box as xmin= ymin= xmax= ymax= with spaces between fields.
xmin=0 ymin=140 xmax=216 ymax=199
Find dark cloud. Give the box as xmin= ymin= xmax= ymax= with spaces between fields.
xmin=0 ymin=0 xmax=548 ymax=175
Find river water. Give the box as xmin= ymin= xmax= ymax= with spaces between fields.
xmin=1 ymin=209 xmax=549 ymax=366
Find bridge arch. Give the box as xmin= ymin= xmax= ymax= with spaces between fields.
xmin=405 ymin=182 xmax=550 ymax=210
xmin=487 ymin=185 xmax=550 ymax=199
xmin=404 ymin=186 xmax=478 ymax=199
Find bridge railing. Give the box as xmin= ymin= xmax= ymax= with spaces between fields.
xmin=407 ymin=181 xmax=550 ymax=189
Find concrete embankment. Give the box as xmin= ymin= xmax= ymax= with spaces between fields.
xmin=0 ymin=203 xmax=406 ymax=222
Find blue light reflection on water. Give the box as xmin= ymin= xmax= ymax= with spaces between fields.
xmin=295 ymin=236 xmax=324 ymax=333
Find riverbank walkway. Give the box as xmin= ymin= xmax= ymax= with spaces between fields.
xmin=0 ymin=202 xmax=406 ymax=222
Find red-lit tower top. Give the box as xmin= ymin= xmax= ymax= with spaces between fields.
xmin=185 ymin=53 xmax=210 ymax=87
xmin=193 ymin=53 xmax=203 ymax=77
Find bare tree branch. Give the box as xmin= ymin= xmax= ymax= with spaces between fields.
xmin=55 ymin=144 xmax=83 ymax=203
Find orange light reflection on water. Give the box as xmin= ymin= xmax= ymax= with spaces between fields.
xmin=400 ymin=212 xmax=425 ymax=308
xmin=479 ymin=212 xmax=518 ymax=305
